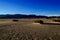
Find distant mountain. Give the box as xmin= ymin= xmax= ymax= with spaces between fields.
xmin=0 ymin=14 xmax=47 ymax=18
xmin=0 ymin=14 xmax=60 ymax=19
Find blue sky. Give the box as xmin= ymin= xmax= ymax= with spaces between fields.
xmin=0 ymin=0 xmax=60 ymax=16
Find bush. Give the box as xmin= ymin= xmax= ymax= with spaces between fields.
xmin=12 ymin=19 xmax=19 ymax=22
xmin=53 ymin=20 xmax=60 ymax=22
xmin=34 ymin=20 xmax=44 ymax=24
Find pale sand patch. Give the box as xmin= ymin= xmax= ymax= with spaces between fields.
xmin=32 ymin=23 xmax=40 ymax=24
xmin=0 ymin=21 xmax=12 ymax=24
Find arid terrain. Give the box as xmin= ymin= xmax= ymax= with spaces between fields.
xmin=0 ymin=18 xmax=60 ymax=40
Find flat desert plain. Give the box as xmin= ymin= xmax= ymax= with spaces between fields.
xmin=0 ymin=18 xmax=60 ymax=40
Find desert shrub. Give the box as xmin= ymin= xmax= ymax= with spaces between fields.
xmin=53 ymin=20 xmax=60 ymax=22
xmin=34 ymin=20 xmax=44 ymax=24
xmin=12 ymin=19 xmax=19 ymax=22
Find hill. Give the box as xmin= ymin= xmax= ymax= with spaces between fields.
xmin=0 ymin=14 xmax=60 ymax=18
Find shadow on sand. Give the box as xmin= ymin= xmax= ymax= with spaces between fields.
xmin=43 ymin=23 xmax=60 ymax=25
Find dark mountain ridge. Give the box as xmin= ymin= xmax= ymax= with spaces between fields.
xmin=0 ymin=14 xmax=60 ymax=19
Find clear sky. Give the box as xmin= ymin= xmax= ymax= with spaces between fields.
xmin=0 ymin=0 xmax=60 ymax=16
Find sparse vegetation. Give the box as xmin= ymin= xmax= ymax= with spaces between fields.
xmin=12 ymin=19 xmax=19 ymax=22
xmin=34 ymin=20 xmax=44 ymax=24
xmin=0 ymin=19 xmax=60 ymax=40
xmin=53 ymin=20 xmax=60 ymax=22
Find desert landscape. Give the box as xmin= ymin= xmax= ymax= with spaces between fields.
xmin=0 ymin=0 xmax=60 ymax=40
xmin=0 ymin=18 xmax=60 ymax=40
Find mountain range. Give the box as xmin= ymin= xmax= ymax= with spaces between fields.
xmin=0 ymin=14 xmax=60 ymax=19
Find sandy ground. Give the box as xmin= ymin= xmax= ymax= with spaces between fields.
xmin=0 ymin=19 xmax=60 ymax=40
